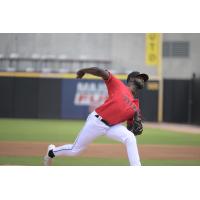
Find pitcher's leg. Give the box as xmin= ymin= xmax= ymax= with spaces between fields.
xmin=106 ymin=124 xmax=141 ymax=166
xmin=53 ymin=114 xmax=106 ymax=157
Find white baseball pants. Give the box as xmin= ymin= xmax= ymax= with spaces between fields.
xmin=53 ymin=111 xmax=141 ymax=166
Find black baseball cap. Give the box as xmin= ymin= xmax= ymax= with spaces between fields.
xmin=127 ymin=71 xmax=149 ymax=83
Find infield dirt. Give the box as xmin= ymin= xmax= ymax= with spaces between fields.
xmin=0 ymin=141 xmax=200 ymax=160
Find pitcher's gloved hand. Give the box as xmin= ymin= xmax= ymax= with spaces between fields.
xmin=127 ymin=110 xmax=143 ymax=136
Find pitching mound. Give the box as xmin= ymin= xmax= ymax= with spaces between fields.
xmin=0 ymin=141 xmax=200 ymax=160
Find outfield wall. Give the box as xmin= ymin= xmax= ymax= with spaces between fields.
xmin=0 ymin=73 xmax=199 ymax=124
xmin=192 ymin=78 xmax=200 ymax=125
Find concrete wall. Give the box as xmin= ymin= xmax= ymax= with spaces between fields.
xmin=0 ymin=33 xmax=111 ymax=59
xmin=111 ymin=33 xmax=200 ymax=79
xmin=111 ymin=33 xmax=157 ymax=76
xmin=163 ymin=33 xmax=200 ymax=79
xmin=0 ymin=33 xmax=199 ymax=79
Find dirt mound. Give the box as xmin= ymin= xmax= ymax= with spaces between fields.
xmin=0 ymin=141 xmax=200 ymax=160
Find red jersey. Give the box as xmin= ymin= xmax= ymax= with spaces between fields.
xmin=95 ymin=72 xmax=140 ymax=125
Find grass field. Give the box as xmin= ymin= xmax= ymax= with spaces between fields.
xmin=1 ymin=156 xmax=200 ymax=166
xmin=0 ymin=118 xmax=200 ymax=166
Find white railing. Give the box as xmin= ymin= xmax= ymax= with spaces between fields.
xmin=0 ymin=53 xmax=111 ymax=73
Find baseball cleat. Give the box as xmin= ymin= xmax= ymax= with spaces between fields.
xmin=44 ymin=144 xmax=55 ymax=166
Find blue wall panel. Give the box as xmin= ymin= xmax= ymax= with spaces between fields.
xmin=61 ymin=79 xmax=107 ymax=119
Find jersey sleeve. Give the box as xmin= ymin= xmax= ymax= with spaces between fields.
xmin=104 ymin=71 xmax=125 ymax=95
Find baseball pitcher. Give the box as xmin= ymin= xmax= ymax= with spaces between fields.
xmin=44 ymin=67 xmax=149 ymax=166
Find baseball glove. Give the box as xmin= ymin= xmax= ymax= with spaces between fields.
xmin=127 ymin=109 xmax=143 ymax=136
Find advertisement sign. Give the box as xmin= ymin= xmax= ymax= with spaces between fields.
xmin=61 ymin=79 xmax=108 ymax=119
xmin=145 ymin=33 xmax=161 ymax=66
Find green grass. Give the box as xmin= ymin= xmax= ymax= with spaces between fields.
xmin=1 ymin=156 xmax=200 ymax=166
xmin=1 ymin=119 xmax=199 ymax=166
xmin=0 ymin=119 xmax=84 ymax=142
xmin=0 ymin=156 xmax=129 ymax=166
xmin=142 ymin=159 xmax=200 ymax=166
xmin=137 ymin=128 xmax=200 ymax=146
xmin=0 ymin=118 xmax=200 ymax=146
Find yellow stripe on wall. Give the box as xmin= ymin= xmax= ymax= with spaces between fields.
xmin=0 ymin=72 xmax=128 ymax=80
xmin=0 ymin=71 xmax=158 ymax=81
